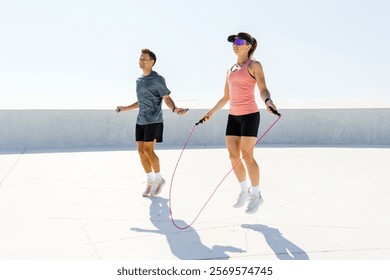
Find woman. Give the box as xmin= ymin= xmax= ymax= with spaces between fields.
xmin=201 ymin=32 xmax=278 ymax=214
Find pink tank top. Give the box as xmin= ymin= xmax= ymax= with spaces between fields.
xmin=227 ymin=59 xmax=258 ymax=116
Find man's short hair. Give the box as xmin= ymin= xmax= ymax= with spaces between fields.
xmin=141 ymin=48 xmax=156 ymax=66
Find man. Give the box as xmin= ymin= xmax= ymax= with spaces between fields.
xmin=117 ymin=48 xmax=186 ymax=197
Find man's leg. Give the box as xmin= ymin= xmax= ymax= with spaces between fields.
xmin=137 ymin=141 xmax=155 ymax=197
xmin=142 ymin=140 xmax=160 ymax=173
xmin=142 ymin=141 xmax=165 ymax=196
xmin=137 ymin=141 xmax=153 ymax=173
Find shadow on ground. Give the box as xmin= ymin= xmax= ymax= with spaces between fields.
xmin=131 ymin=197 xmax=245 ymax=260
xmin=242 ymin=224 xmax=309 ymax=260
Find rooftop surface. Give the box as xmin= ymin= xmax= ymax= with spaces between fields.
xmin=0 ymin=145 xmax=389 ymax=261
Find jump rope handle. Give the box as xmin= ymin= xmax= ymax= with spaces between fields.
xmin=269 ymin=107 xmax=281 ymax=117
xmin=196 ymin=117 xmax=206 ymax=126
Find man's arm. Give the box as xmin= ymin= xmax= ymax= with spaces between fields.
xmin=163 ymin=94 xmax=187 ymax=115
xmin=117 ymin=101 xmax=139 ymax=112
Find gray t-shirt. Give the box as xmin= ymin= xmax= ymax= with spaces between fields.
xmin=136 ymin=71 xmax=171 ymax=125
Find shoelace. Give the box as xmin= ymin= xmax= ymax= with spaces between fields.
xmin=247 ymin=195 xmax=258 ymax=207
xmin=238 ymin=191 xmax=249 ymax=201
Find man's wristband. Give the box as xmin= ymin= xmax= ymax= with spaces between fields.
xmin=172 ymin=106 xmax=177 ymax=113
xmin=264 ymin=98 xmax=272 ymax=104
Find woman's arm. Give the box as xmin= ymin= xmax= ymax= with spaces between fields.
xmin=202 ymin=78 xmax=230 ymax=122
xmin=250 ymin=61 xmax=278 ymax=113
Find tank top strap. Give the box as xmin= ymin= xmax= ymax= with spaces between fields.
xmin=244 ymin=58 xmax=254 ymax=69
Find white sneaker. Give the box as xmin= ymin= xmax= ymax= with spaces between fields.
xmin=150 ymin=178 xmax=166 ymax=196
xmin=245 ymin=194 xmax=264 ymax=214
xmin=233 ymin=191 xmax=251 ymax=208
xmin=142 ymin=179 xmax=154 ymax=197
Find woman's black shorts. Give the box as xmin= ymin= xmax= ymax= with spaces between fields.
xmin=136 ymin=123 xmax=164 ymax=142
xmin=225 ymin=112 xmax=260 ymax=137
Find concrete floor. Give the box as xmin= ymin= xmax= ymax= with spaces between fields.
xmin=0 ymin=145 xmax=390 ymax=260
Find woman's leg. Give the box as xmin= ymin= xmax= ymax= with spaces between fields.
xmin=239 ymin=136 xmax=259 ymax=187
xmin=225 ymin=135 xmax=247 ymax=182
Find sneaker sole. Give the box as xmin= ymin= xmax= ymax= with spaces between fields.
xmin=142 ymin=188 xmax=153 ymax=197
xmin=233 ymin=201 xmax=249 ymax=208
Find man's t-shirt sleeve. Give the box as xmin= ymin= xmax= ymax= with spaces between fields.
xmin=155 ymin=75 xmax=171 ymax=97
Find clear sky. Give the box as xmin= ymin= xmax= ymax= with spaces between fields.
xmin=1 ymin=0 xmax=389 ymax=109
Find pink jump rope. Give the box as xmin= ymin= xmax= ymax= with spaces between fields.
xmin=169 ymin=107 xmax=282 ymax=230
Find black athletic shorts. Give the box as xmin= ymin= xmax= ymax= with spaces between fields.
xmin=225 ymin=112 xmax=260 ymax=137
xmin=135 ymin=123 xmax=164 ymax=142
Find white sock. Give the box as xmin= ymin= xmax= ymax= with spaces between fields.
xmin=146 ymin=172 xmax=154 ymax=181
xmin=251 ymin=186 xmax=260 ymax=196
xmin=239 ymin=181 xmax=249 ymax=192
xmin=155 ymin=172 xmax=163 ymax=180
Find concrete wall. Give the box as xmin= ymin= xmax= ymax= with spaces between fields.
xmin=1 ymin=109 xmax=389 ymax=150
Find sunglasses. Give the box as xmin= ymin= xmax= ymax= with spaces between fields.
xmin=233 ymin=38 xmax=246 ymax=46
